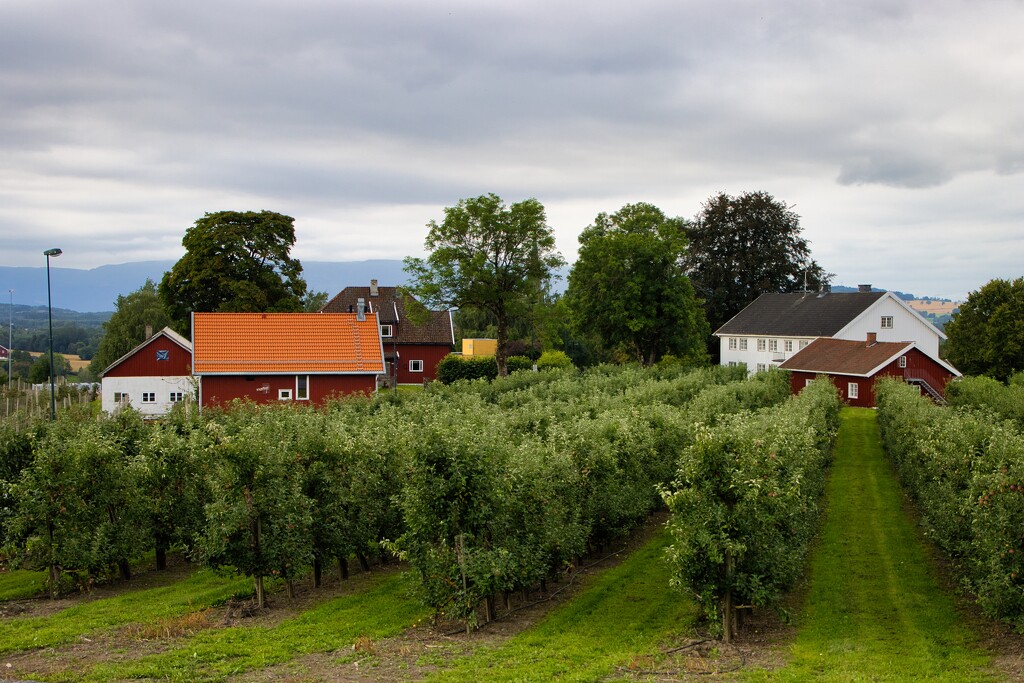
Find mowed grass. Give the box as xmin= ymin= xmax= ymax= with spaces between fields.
xmin=747 ymin=407 xmax=995 ymax=682
xmin=0 ymin=568 xmax=250 ymax=655
xmin=0 ymin=566 xmax=47 ymax=600
xmin=76 ymin=569 xmax=430 ymax=683
xmin=426 ymin=529 xmax=696 ymax=683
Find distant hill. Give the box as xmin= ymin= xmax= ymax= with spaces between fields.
xmin=0 ymin=260 xmax=413 ymax=313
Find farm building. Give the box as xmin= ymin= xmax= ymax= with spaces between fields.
xmin=100 ymin=327 xmax=194 ymax=416
xmin=779 ymin=333 xmax=960 ymax=407
xmin=192 ymin=310 xmax=385 ymax=409
xmin=321 ymin=280 xmax=454 ymax=385
xmin=715 ymin=286 xmax=949 ymax=373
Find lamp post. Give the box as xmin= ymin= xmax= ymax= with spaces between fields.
xmin=6 ymin=289 xmax=12 ymax=386
xmin=44 ymin=248 xmax=62 ymax=420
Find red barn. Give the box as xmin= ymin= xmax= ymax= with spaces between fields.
xmin=779 ymin=333 xmax=960 ymax=407
xmin=321 ymin=281 xmax=454 ymax=385
xmin=100 ymin=327 xmax=194 ymax=416
xmin=192 ymin=311 xmax=385 ymax=409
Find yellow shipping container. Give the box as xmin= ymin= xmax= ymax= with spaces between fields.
xmin=462 ymin=338 xmax=498 ymax=357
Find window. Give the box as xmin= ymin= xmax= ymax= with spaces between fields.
xmin=278 ymin=389 xmax=293 ymax=400
xmin=799 ymin=340 xmax=809 ymax=349
xmin=757 ymin=339 xmax=766 ymax=352
xmin=848 ymin=382 xmax=859 ymax=399
xmin=169 ymin=392 xmax=184 ymax=403
xmin=296 ymin=375 xmax=309 ymax=400
xmin=380 ymin=324 xmax=393 ymax=338
xmin=409 ymin=359 xmax=424 ymax=373
xmin=739 ymin=338 xmax=748 ymax=351
xmin=898 ymin=355 xmax=907 ymax=368
xmin=728 ymin=337 xmax=737 ymax=350
xmin=757 ymin=363 xmax=767 ymax=373
xmin=155 ymin=349 xmax=169 ymax=361
xmin=768 ymin=339 xmax=778 ymax=352
xmin=114 ymin=392 xmax=129 ymax=403
xmin=728 ymin=361 xmax=738 ymax=367
xmin=784 ymin=340 xmax=793 ymax=352
xmin=142 ymin=392 xmax=156 ymax=403
xmin=881 ymin=316 xmax=894 ymax=329
xmin=805 ymin=378 xmax=815 ymax=387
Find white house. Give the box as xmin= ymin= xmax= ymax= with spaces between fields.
xmin=100 ymin=327 xmax=194 ymax=416
xmin=715 ymin=286 xmax=948 ymax=374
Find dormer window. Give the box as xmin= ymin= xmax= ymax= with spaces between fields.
xmin=381 ymin=324 xmax=393 ymax=338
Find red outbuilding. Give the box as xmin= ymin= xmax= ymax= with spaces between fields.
xmin=779 ymin=333 xmax=960 ymax=407
xmin=192 ymin=310 xmax=385 ymax=409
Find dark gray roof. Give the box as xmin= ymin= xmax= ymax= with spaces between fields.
xmin=715 ymin=292 xmax=887 ymax=337
xmin=321 ymin=286 xmax=454 ymax=346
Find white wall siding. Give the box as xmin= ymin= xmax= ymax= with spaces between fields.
xmin=836 ymin=296 xmax=942 ymax=357
xmin=719 ymin=336 xmax=815 ymax=374
xmin=101 ymin=376 xmax=195 ymax=416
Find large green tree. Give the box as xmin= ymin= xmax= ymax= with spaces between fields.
xmin=159 ymin=211 xmax=308 ymax=332
xmin=565 ymin=203 xmax=709 ymax=366
xmin=404 ymin=194 xmax=564 ymax=376
xmin=685 ymin=192 xmax=830 ymax=337
xmin=944 ymin=277 xmax=1024 ymax=381
xmin=89 ymin=280 xmax=173 ymax=376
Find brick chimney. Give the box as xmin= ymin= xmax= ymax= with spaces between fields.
xmin=858 ymin=284 xmax=872 ymax=293
xmin=357 ymin=298 xmax=366 ymax=321
xmin=370 ymin=279 xmax=379 ymax=297
xmin=866 ymin=332 xmax=877 ymax=346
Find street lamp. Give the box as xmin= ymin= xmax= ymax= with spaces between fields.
xmin=7 ymin=289 xmax=12 ymax=387
xmin=44 ymin=248 xmax=62 ymax=420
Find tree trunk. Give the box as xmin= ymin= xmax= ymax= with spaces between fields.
xmin=313 ymin=557 xmax=323 ymax=588
xmin=118 ymin=558 xmax=131 ymax=582
xmin=496 ymin=312 xmax=509 ymax=377
xmin=338 ymin=556 xmax=349 ymax=580
xmin=356 ymin=551 xmax=370 ymax=573
xmin=255 ymin=575 xmax=266 ymax=609
xmin=47 ymin=521 xmax=59 ymax=599
xmin=722 ymin=549 xmax=735 ymax=643
xmin=155 ymin=540 xmax=168 ymax=571
xmin=484 ymin=594 xmax=496 ymax=623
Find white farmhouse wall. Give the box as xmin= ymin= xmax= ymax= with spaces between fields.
xmin=719 ymin=336 xmax=816 ymax=374
xmin=836 ymin=295 xmax=942 ymax=358
xmin=101 ymin=375 xmax=195 ymax=416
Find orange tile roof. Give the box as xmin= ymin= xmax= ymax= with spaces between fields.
xmin=192 ymin=312 xmax=385 ymax=375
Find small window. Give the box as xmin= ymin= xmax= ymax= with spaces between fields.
xmin=898 ymin=356 xmax=907 ymax=368
xmin=278 ymin=389 xmax=293 ymax=401
xmin=114 ymin=392 xmax=129 ymax=403
xmin=296 ymin=375 xmax=309 ymax=400
xmin=757 ymin=363 xmax=767 ymax=373
xmin=757 ymin=339 xmax=766 ymax=352
xmin=409 ymin=360 xmax=424 ymax=373
xmin=728 ymin=337 xmax=737 ymax=350
xmin=805 ymin=378 xmax=815 ymax=387
xmin=155 ymin=349 xmax=169 ymax=361
xmin=799 ymin=340 xmax=809 ymax=349
xmin=380 ymin=324 xmax=393 ymax=338
xmin=142 ymin=392 xmax=155 ymax=403
xmin=848 ymin=382 xmax=859 ymax=399
xmin=881 ymin=316 xmax=894 ymax=329
xmin=739 ymin=338 xmax=748 ymax=351
xmin=768 ymin=339 xmax=779 ymax=352
xmin=169 ymin=392 xmax=184 ymax=403
xmin=784 ymin=340 xmax=793 ymax=352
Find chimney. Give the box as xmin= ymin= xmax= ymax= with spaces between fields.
xmin=817 ymin=283 xmax=831 ymax=297
xmin=866 ymin=332 xmax=877 ymax=346
xmin=370 ymin=279 xmax=379 ymax=297
xmin=858 ymin=284 xmax=872 ymax=293
xmin=145 ymin=324 xmax=153 ymax=339
xmin=357 ymin=297 xmax=366 ymax=322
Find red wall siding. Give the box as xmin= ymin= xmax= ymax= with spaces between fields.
xmin=393 ymin=344 xmax=450 ymax=384
xmin=789 ymin=348 xmax=955 ymax=408
xmin=104 ymin=336 xmax=192 ymax=378
xmin=200 ymin=374 xmax=377 ymax=409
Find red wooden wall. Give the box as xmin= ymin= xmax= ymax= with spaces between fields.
xmin=103 ymin=336 xmax=192 ymax=378
xmin=200 ymin=374 xmax=378 ymax=408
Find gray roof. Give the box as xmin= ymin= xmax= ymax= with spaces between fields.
xmin=715 ymin=292 xmax=886 ymax=337
xmin=322 ymin=286 xmax=454 ymax=346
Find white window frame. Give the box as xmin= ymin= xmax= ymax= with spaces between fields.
xmin=114 ymin=392 xmax=129 ymax=403
xmin=739 ymin=338 xmax=748 ymax=351
xmin=728 ymin=337 xmax=737 ymax=350
xmin=296 ymin=375 xmax=309 ymax=401
xmin=848 ymin=382 xmax=859 ymax=399
xmin=881 ymin=316 xmax=894 ymax=329
xmin=169 ymin=392 xmax=184 ymax=403
xmin=805 ymin=378 xmax=815 ymax=387
xmin=799 ymin=340 xmax=809 ymax=349
xmin=757 ymin=339 xmax=766 ymax=352
xmin=784 ymin=340 xmax=793 ymax=352
xmin=757 ymin=363 xmax=767 ymax=373
xmin=380 ymin=324 xmax=393 ymax=338
xmin=409 ymin=359 xmax=424 ymax=373
xmin=768 ymin=339 xmax=779 ymax=352
xmin=278 ymin=389 xmax=293 ymax=401
xmin=898 ymin=356 xmax=907 ymax=368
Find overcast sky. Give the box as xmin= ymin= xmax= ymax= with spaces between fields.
xmin=2 ymin=0 xmax=1022 ymax=300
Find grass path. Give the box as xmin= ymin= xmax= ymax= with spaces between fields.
xmin=425 ymin=529 xmax=696 ymax=682
xmin=749 ymin=407 xmax=995 ymax=682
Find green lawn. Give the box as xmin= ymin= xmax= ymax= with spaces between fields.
xmin=0 ymin=566 xmax=47 ymax=601
xmin=426 ymin=529 xmax=696 ymax=682
xmin=747 ymin=407 xmax=995 ymax=682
